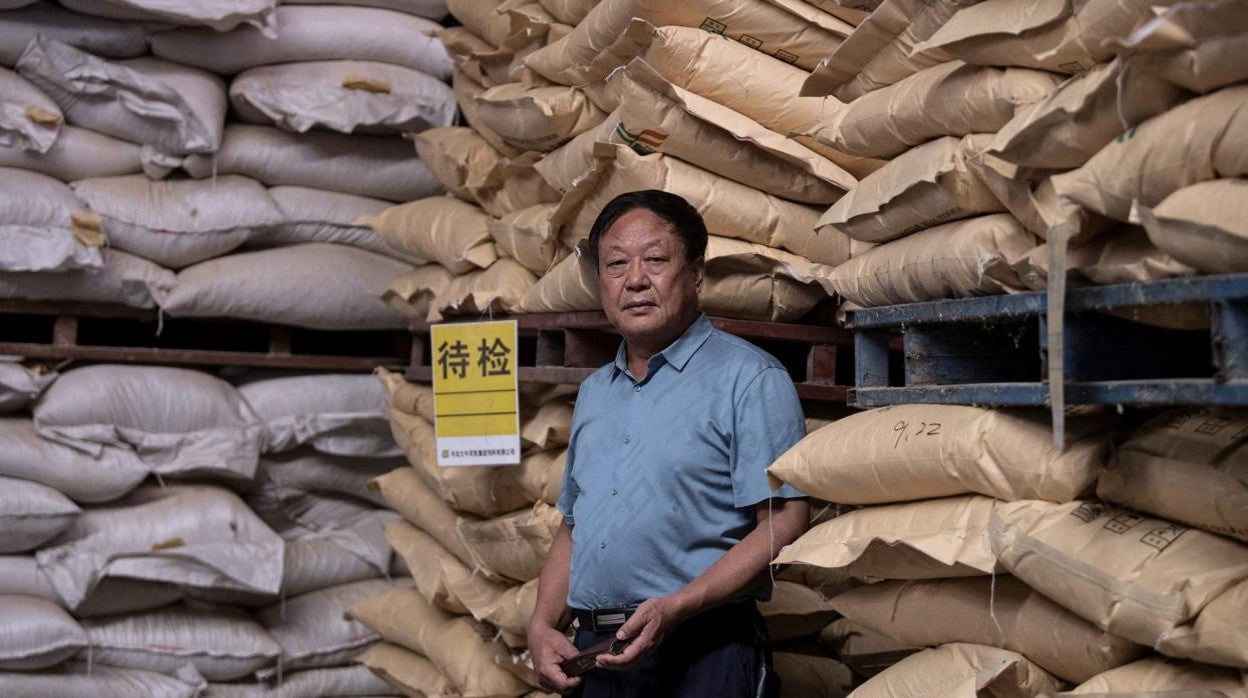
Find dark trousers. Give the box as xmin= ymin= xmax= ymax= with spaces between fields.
xmin=570 ymin=603 xmax=777 ymax=698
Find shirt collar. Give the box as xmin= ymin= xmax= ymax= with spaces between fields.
xmin=612 ymin=313 xmax=715 ymax=378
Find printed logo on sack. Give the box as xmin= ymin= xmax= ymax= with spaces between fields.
xmin=615 ymin=123 xmax=667 ymax=155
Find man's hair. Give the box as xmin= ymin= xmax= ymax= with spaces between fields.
xmin=586 ymin=189 xmax=708 ymax=268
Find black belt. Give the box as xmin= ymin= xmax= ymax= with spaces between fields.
xmin=572 ymin=600 xmax=758 ymax=633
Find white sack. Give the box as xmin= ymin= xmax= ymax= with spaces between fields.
xmin=0 ymin=418 xmax=147 ymax=503
xmin=0 ymin=66 xmax=60 ymax=152
xmin=0 ymin=475 xmax=78 ymax=553
xmin=0 ymin=247 xmax=172 ymax=309
xmin=0 ymin=555 xmax=185 ymax=617
xmin=248 ymin=186 xmax=416 ymax=263
xmin=0 ymin=167 xmax=101 ymax=273
xmin=205 ymin=664 xmax=395 ymax=698
xmin=0 ymin=661 xmax=201 ymax=698
xmin=239 ymin=374 xmax=396 ymax=458
xmin=0 ymin=3 xmax=147 ymax=67
xmin=0 ymin=124 xmax=141 ymax=181
xmin=58 ymin=0 xmax=275 ymax=32
xmin=281 ymin=0 xmax=447 ymax=18
xmin=259 ymin=450 xmax=402 ymax=507
xmin=0 ymin=361 xmax=55 ymax=413
xmin=0 ymin=594 xmax=86 ymax=670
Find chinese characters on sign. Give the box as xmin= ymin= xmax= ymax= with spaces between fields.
xmin=431 ymin=320 xmax=521 ymax=467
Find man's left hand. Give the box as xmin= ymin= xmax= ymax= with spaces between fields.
xmin=595 ymin=594 xmax=695 ymax=670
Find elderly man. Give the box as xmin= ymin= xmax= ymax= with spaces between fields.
xmin=528 ymin=190 xmax=810 ymax=697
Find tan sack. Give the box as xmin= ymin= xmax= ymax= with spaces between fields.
xmin=1051 ymin=85 xmax=1248 ymax=223
xmin=0 ymin=476 xmax=78 ymax=553
xmin=0 ymin=167 xmax=101 ymax=273
xmin=518 ymin=449 xmax=566 ymax=507
xmin=0 ymin=3 xmax=147 ymax=68
xmin=480 ymin=153 xmax=562 ymax=218
xmin=759 ymin=581 xmax=840 ymax=642
xmin=381 ymin=264 xmax=456 ymax=319
xmin=822 ymin=213 xmax=1036 ymax=307
xmin=0 ymin=661 xmax=200 ymax=698
xmin=1136 ymin=179 xmax=1248 ymax=275
xmin=55 ymin=0 xmax=275 ymax=33
xmin=810 ymin=61 xmax=1061 ymax=159
xmin=452 ymin=68 xmax=522 ymax=158
xmin=913 ymin=0 xmax=1183 ymax=75
xmin=769 ymin=405 xmax=1108 ymax=505
xmin=832 ymin=577 xmax=1145 ymax=683
xmin=1097 ymin=408 xmax=1248 ymax=544
xmin=517 ymin=247 xmax=598 ymax=313
xmin=356 ymin=643 xmax=457 ymax=698
xmin=773 ymin=495 xmax=1000 ymax=581
xmin=72 ymin=175 xmax=285 ymax=269
xmin=259 ymin=451 xmax=401 ymax=507
xmin=377 ymin=367 xmax=436 ymax=422
xmin=17 ymin=37 xmax=226 ymax=156
xmin=373 ymin=468 xmax=478 ymax=570
xmin=1157 ymin=577 xmax=1248 ymax=670
xmin=347 ymin=586 xmax=531 ymax=697
xmin=212 ymin=665 xmax=396 ymax=697
xmin=818 ymin=135 xmax=1005 ymax=244
xmin=772 ymin=652 xmax=854 ymax=698
xmin=523 ymin=0 xmax=853 ymax=82
xmin=1065 ymin=656 xmax=1248 ymax=695
xmin=0 ymin=248 xmax=171 ymax=309
xmin=0 ymin=594 xmax=87 ymax=671
xmin=413 ymin=126 xmax=502 ymax=204
xmin=162 ymin=244 xmax=413 ymax=331
xmin=0 ymin=66 xmax=61 ymax=153
xmin=182 ymin=124 xmax=440 ymax=203
xmin=489 ymin=204 xmax=561 ymax=275
xmin=0 ymin=125 xmax=141 ymax=181
xmin=278 ymin=0 xmax=447 ymax=19
xmin=445 ymin=0 xmax=540 ymax=49
xmin=1014 ymin=227 xmax=1195 ymax=290
xmin=854 ymin=642 xmax=1062 ymax=697
xmin=557 ymin=143 xmax=841 ymax=265
xmin=35 ymin=484 xmax=284 ymax=609
xmin=522 ymin=401 xmax=573 ymax=450
xmin=987 ymin=58 xmax=1187 ymax=173
xmin=78 ymin=604 xmax=280 ymax=681
xmin=249 ymin=185 xmax=418 ymax=264
xmin=360 ymin=196 xmax=496 ymax=275
xmin=456 ymin=501 xmax=562 ymax=583
xmin=149 ymin=5 xmax=451 ymax=78
xmin=474 ymin=82 xmax=605 ymax=152
xmin=1112 ymin=0 xmax=1248 ymax=95
xmin=802 ymin=0 xmax=978 ymax=101
xmin=0 ymin=417 xmax=148 ymax=504
xmin=991 ymin=499 xmax=1248 ymax=649
xmin=819 ymin=618 xmax=919 ymax=676
xmin=431 ymin=258 xmax=537 ymax=321
xmin=229 ymin=60 xmax=456 ymax=135
xmin=387 ymin=518 xmax=478 ymax=614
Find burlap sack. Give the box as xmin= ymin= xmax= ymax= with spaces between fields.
xmin=1112 ymin=0 xmax=1248 ymax=95
xmin=356 ymin=642 xmax=457 ymax=698
xmin=347 ymin=587 xmax=530 ymax=697
xmin=759 ymin=580 xmax=841 ymax=642
xmin=388 ymin=409 xmax=531 ymax=517
xmin=431 ymin=258 xmax=537 ymax=321
xmin=521 ymin=402 xmax=573 ymax=450
xmin=557 ymin=143 xmax=842 ymax=264
xmin=768 ymin=405 xmax=1108 ymax=505
xmin=455 ymin=501 xmax=562 ymax=583
xmin=488 ymin=204 xmax=560 ymax=275
xmin=150 ymin=5 xmax=451 ymax=78
xmin=359 ymin=196 xmax=496 ymax=275
xmin=1158 ymin=577 xmax=1248 ymax=670
xmin=0 ymin=3 xmax=147 ymax=68
xmin=0 ymin=248 xmax=171 ymax=309
xmin=988 ymin=58 xmax=1187 ymax=173
xmin=518 ymin=449 xmax=566 ymax=507
xmin=473 ymin=83 xmax=604 ymax=152
xmin=381 ymin=264 xmax=455 ymax=319
xmin=773 ymin=495 xmax=1000 ymax=580
xmin=1097 ymin=409 xmax=1248 ymax=544
xmin=72 ymin=174 xmax=285 ymax=269
xmin=0 ymin=125 xmax=141 ymax=181
xmin=772 ymin=652 xmax=854 ymax=698
xmin=913 ymin=0 xmax=1181 ymax=75
xmin=1054 ymin=83 xmax=1248 ymax=222
xmin=182 ymin=124 xmax=441 ymax=203
xmin=818 ymin=135 xmax=1005 ymax=244
xmin=163 ymin=244 xmax=412 ymax=331
xmin=801 ymin=0 xmax=977 ymax=100
xmin=1065 ymin=656 xmax=1248 ymax=695
xmin=524 ymin=0 xmax=853 ymax=83
xmin=1136 ymin=179 xmax=1248 ymax=275
xmin=851 ymin=642 xmax=1062 ymax=698
xmin=811 ymin=61 xmax=1060 ymax=159
xmin=0 ymin=66 xmax=61 ymax=153
xmin=56 ymin=0 xmax=275 ymax=33
xmin=819 ymin=618 xmax=919 ymax=676
xmin=229 ymin=60 xmax=456 ymax=135
xmin=822 ymin=213 xmax=1036 ymax=307
xmin=832 ymin=577 xmax=1146 ymax=683
xmin=991 ymin=500 xmax=1248 ymax=649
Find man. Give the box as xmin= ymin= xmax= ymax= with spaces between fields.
xmin=528 ymin=190 xmax=810 ymax=697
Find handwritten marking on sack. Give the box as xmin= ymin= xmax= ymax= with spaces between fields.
xmin=1141 ymin=524 xmax=1187 ymax=552
xmin=1103 ymin=513 xmax=1145 ymax=534
xmin=1071 ymin=502 xmax=1110 ymax=524
xmin=891 ymin=421 xmax=941 ymax=448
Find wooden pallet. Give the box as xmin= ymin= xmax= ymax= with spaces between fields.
xmin=847 ymin=273 xmax=1248 ymax=408
xmin=407 ymin=311 xmax=854 ymax=402
xmin=0 ymin=300 xmax=411 ymax=372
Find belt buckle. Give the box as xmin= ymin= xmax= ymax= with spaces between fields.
xmin=591 ymin=608 xmax=629 ymax=632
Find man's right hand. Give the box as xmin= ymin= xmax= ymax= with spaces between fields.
xmin=529 ymin=623 xmax=584 ymax=695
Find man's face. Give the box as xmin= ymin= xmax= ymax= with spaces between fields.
xmin=597 ymin=208 xmax=704 ymax=347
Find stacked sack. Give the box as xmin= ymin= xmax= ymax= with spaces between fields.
xmin=767 ymin=403 xmax=1248 ymax=695
xmin=358 ymin=368 xmax=572 ymax=697
xmin=0 ymin=362 xmax=414 ymax=696
xmin=0 ymin=0 xmax=457 ymax=333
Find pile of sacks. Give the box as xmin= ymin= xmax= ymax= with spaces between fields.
xmin=0 ymin=362 xmax=417 ymax=696
xmin=802 ymin=0 xmax=1248 ymax=319
xmin=0 ymin=0 xmax=455 ymax=332
xmin=767 ymin=403 xmax=1248 ymax=696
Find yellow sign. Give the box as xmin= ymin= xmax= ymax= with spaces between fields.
xmin=431 ymin=319 xmax=521 ymax=467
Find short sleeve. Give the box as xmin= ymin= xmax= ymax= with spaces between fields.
xmin=555 ymin=402 xmax=584 ymax=525
xmin=730 ymin=367 xmax=806 ymax=508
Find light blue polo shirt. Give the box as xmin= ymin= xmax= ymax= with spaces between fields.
xmin=557 ymin=313 xmax=806 ymax=610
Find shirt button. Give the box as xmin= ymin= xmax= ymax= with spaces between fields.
xmin=634 ymin=386 xmax=641 ymax=392
xmin=611 ymin=489 xmax=618 ymax=495
xmin=623 ymin=435 xmax=630 ymax=444
xmin=600 ymin=542 xmax=606 ymax=549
